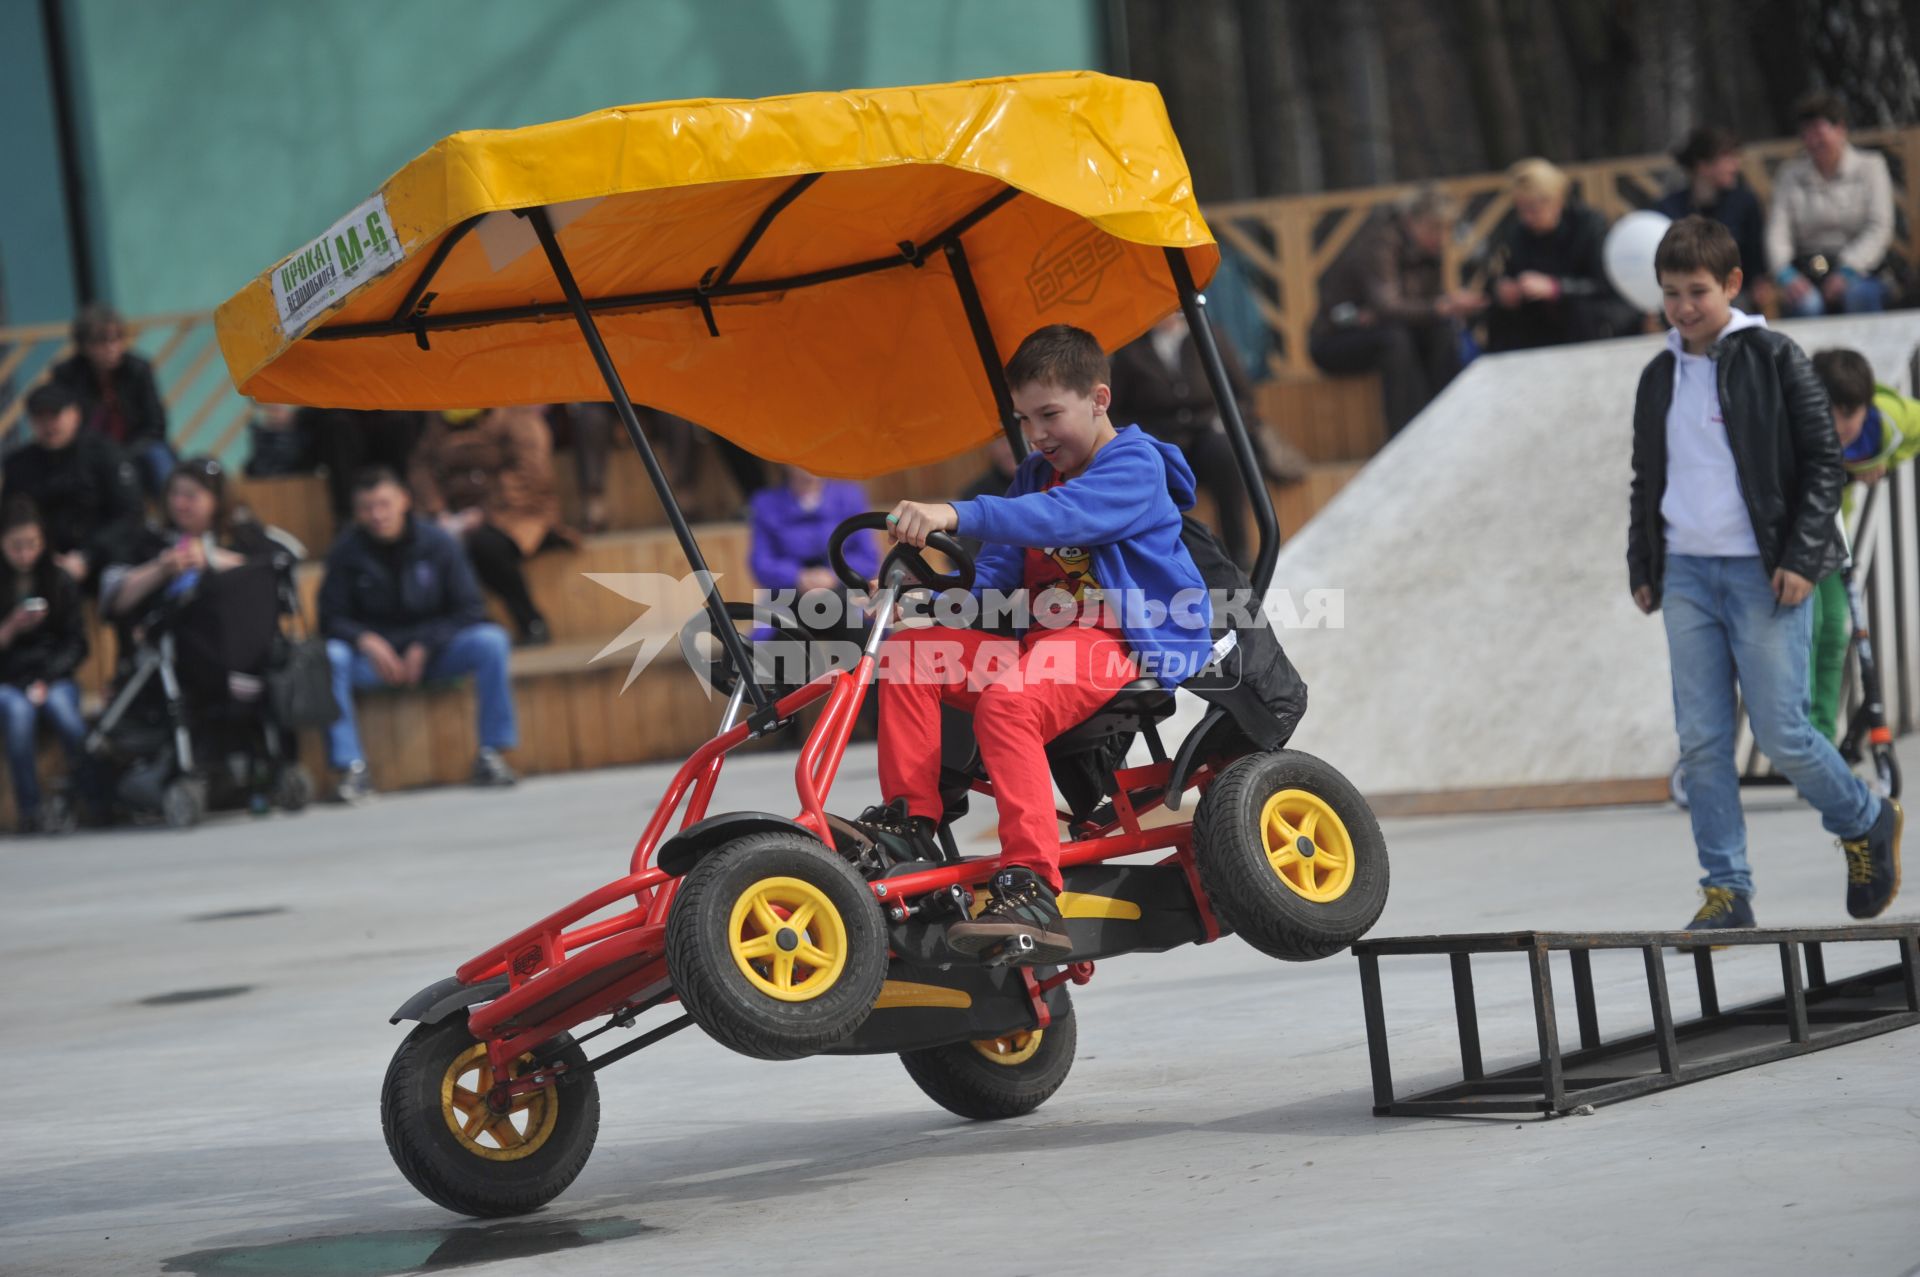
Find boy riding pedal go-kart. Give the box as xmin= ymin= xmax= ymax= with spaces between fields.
xmin=871 ymin=323 xmax=1221 ymax=963
xmin=213 ymin=73 xmax=1391 ymax=1219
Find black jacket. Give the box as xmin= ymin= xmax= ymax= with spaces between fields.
xmin=1483 ymin=201 xmax=1634 ymax=351
xmin=51 ymin=352 xmax=170 ymax=448
xmin=318 ymin=516 xmax=486 ymax=655
xmin=1627 ymin=326 xmax=1843 ymax=604
xmin=0 ymin=558 xmax=88 ymax=686
xmin=1 ymin=434 xmax=146 ymax=577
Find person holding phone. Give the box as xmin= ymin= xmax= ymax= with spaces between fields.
xmin=0 ymin=499 xmax=91 ymax=832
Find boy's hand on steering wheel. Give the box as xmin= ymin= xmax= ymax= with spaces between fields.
xmin=885 ymin=500 xmax=957 ymax=548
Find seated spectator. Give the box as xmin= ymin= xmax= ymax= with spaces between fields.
xmin=296 ymin=407 xmax=428 ymax=524
xmin=552 ymin=403 xmax=767 ymax=531
xmin=243 ymin=403 xmax=311 ymax=479
xmin=100 ymin=458 xmax=276 ymax=623
xmin=3 ymin=384 xmax=145 ymax=595
xmin=1768 ymin=91 xmax=1895 ymax=317
xmin=750 ymin=465 xmax=875 ymax=645
xmin=318 ymin=468 xmax=517 ymax=802
xmin=49 ymin=303 xmax=176 ymax=497
xmin=1483 ymin=158 xmax=1636 ymax=351
xmin=411 ymin=406 xmax=578 ymax=647
xmin=0 ymin=499 xmax=90 ymax=832
xmin=1310 ymin=189 xmax=1485 ymax=436
xmin=1657 ymin=127 xmax=1770 ymax=313
xmin=1109 ymin=313 xmax=1306 ymax=571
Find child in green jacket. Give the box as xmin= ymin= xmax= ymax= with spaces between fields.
xmin=1808 ymin=348 xmax=1920 ymax=742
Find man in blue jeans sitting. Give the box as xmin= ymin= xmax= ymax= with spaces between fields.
xmin=318 ymin=467 xmax=517 ymax=802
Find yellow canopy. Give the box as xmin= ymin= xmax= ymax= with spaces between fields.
xmin=214 ymin=71 xmax=1218 ymax=478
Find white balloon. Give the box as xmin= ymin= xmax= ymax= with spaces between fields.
xmin=1603 ymin=209 xmax=1673 ymax=314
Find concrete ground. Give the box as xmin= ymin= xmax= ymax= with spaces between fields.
xmin=3 ymin=742 xmax=1916 ymax=1277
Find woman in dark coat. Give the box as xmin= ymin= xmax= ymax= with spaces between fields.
xmin=1483 ymin=158 xmax=1638 ymax=351
xmin=0 ymin=499 xmax=91 ymax=831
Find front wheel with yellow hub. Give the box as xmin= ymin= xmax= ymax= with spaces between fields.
xmin=899 ymin=991 xmax=1077 ymax=1120
xmin=666 ymin=831 xmax=888 ymax=1060
xmin=380 ymin=1014 xmax=599 ymax=1218
xmin=1193 ymin=750 xmax=1389 ymax=961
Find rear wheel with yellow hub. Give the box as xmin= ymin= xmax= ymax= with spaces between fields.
xmin=1193 ymin=750 xmax=1389 ymax=961
xmin=899 ymin=991 xmax=1077 ymax=1119
xmin=666 ymin=830 xmax=888 ymax=1060
xmin=380 ymin=1014 xmax=599 ymax=1218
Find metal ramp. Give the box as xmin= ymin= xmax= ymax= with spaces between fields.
xmin=1354 ymin=924 xmax=1920 ymax=1118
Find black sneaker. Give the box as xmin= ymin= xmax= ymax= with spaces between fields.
xmin=1682 ymin=886 xmax=1755 ymax=932
xmin=517 ymin=618 xmax=552 ymax=648
xmin=1840 ymin=798 xmax=1903 ymax=919
xmin=945 ymin=867 xmax=1073 ymax=963
xmin=852 ymin=799 xmax=942 ymax=864
xmin=472 ymin=747 xmax=518 ymax=788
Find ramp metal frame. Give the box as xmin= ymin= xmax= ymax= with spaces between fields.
xmin=1353 ymin=924 xmax=1920 ymax=1117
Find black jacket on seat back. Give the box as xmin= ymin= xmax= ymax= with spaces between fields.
xmin=1627 ymin=325 xmax=1843 ymax=605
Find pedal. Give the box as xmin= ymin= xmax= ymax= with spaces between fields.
xmin=983 ymin=933 xmax=1038 ymax=967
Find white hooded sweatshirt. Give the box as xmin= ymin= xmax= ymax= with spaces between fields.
xmin=1660 ymin=308 xmax=1770 ymax=558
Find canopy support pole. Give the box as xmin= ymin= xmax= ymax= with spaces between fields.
xmin=1164 ymin=248 xmax=1279 ymax=594
xmin=944 ymin=238 xmax=1025 ymax=458
xmin=525 ymin=206 xmax=777 ymax=725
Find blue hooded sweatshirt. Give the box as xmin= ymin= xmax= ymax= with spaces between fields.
xmin=950 ymin=424 xmax=1215 ymax=686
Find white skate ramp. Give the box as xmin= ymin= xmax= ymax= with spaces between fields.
xmin=1269 ymin=314 xmax=1920 ymax=797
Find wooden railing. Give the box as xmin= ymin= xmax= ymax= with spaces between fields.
xmin=0 ymin=309 xmax=251 ymax=460
xmin=1207 ymin=126 xmax=1920 ymax=380
xmin=6 ymin=126 xmax=1920 ymax=449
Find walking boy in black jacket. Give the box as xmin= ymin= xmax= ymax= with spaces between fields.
xmin=1628 ymin=216 xmax=1900 ymax=929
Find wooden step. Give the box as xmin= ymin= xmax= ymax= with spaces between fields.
xmin=293 ymin=523 xmax=754 ymax=647
xmin=231 ymin=474 xmax=337 ymax=558
xmin=297 ymin=635 xmax=733 ymax=795
xmin=1257 ymin=374 xmax=1386 ymax=463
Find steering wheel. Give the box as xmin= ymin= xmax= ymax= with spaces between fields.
xmin=827 ymin=512 xmax=976 ymax=594
xmin=677 ymin=600 xmax=816 ymax=701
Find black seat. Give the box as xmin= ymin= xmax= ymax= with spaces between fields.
xmin=1049 ymin=678 xmax=1176 ymax=754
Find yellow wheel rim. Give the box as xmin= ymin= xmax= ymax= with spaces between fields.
xmin=727 ymin=875 xmax=849 ymax=1002
xmin=971 ymin=1029 xmax=1044 ymax=1066
xmin=1258 ymin=789 xmax=1357 ymax=904
xmin=440 ymin=1043 xmax=560 ymax=1162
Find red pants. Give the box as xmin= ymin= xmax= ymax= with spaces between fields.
xmin=876 ymin=624 xmax=1138 ymax=889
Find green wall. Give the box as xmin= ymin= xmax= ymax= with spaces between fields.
xmin=63 ymin=0 xmax=1102 ymax=317
xmin=0 ymin=2 xmax=78 ymax=326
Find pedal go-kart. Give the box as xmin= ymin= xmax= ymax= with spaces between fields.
xmin=215 ymin=72 xmax=1390 ymax=1217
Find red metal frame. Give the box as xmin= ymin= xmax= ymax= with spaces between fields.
xmin=452 ymin=642 xmax=1232 ymax=1081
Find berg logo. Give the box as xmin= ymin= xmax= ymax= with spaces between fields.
xmin=1026 ymin=224 xmax=1124 ymax=311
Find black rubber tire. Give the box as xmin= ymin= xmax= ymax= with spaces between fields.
xmin=1192 ymin=750 xmax=1389 ymax=961
xmin=899 ymin=997 xmax=1077 ymax=1120
xmin=666 ymin=830 xmax=888 ymax=1060
xmin=380 ymin=1014 xmax=599 ymax=1218
xmin=161 ymin=779 xmax=205 ymax=830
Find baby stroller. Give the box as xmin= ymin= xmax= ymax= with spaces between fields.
xmin=86 ymin=543 xmax=325 ymax=828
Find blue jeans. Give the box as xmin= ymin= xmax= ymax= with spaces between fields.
xmin=0 ymin=679 xmax=86 ymax=818
xmin=1662 ymin=555 xmax=1879 ymax=897
xmin=1785 ymin=275 xmax=1887 ymax=317
xmin=324 ymin=624 xmax=517 ymax=769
